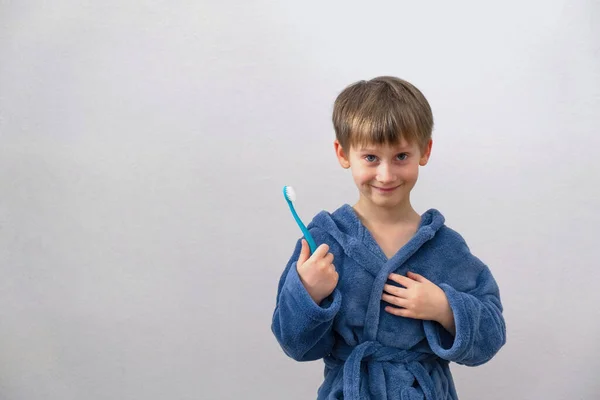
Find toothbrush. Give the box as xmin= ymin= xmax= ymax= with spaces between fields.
xmin=283 ymin=185 xmax=317 ymax=254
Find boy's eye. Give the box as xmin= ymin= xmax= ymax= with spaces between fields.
xmin=364 ymin=155 xmax=378 ymax=162
xmin=396 ymin=153 xmax=408 ymax=161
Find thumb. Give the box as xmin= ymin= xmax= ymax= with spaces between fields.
xmin=297 ymin=239 xmax=310 ymax=267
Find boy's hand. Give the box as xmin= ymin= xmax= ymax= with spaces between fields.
xmin=296 ymin=239 xmax=339 ymax=305
xmin=382 ymin=272 xmax=456 ymax=335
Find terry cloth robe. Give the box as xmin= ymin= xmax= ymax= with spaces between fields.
xmin=272 ymin=204 xmax=506 ymax=400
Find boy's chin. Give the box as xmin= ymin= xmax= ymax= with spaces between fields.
xmin=366 ymin=194 xmax=407 ymax=208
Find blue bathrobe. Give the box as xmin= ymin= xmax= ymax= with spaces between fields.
xmin=272 ymin=204 xmax=506 ymax=399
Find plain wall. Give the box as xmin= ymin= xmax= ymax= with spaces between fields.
xmin=1 ymin=1 xmax=599 ymax=399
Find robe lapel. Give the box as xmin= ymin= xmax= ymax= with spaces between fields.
xmin=363 ymin=224 xmax=438 ymax=341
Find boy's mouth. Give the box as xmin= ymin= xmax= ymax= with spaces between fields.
xmin=372 ymin=185 xmax=401 ymax=192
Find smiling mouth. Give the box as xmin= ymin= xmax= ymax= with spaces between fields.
xmin=372 ymin=185 xmax=400 ymax=192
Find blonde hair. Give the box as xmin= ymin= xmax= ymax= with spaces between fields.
xmin=332 ymin=76 xmax=433 ymax=152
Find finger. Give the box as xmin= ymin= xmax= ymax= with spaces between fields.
xmin=297 ymin=239 xmax=310 ymax=266
xmin=323 ymin=252 xmax=334 ymax=265
xmin=381 ymin=293 xmax=410 ymax=308
xmin=310 ymin=243 xmax=330 ymax=260
xmin=332 ymin=263 xmax=340 ymax=276
xmin=319 ymin=260 xmax=335 ymax=272
xmin=324 ymin=262 xmax=337 ymax=276
xmin=384 ymin=306 xmax=412 ymax=318
xmin=407 ymin=271 xmax=428 ymax=283
xmin=383 ymin=284 xmax=408 ymax=298
xmin=330 ymin=269 xmax=339 ymax=284
xmin=388 ymin=273 xmax=415 ymax=288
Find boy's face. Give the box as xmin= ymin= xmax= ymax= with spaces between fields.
xmin=334 ymin=138 xmax=432 ymax=209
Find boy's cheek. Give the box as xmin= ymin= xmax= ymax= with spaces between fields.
xmin=351 ymin=173 xmax=369 ymax=186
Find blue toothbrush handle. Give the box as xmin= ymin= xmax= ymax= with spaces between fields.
xmin=286 ymin=200 xmax=317 ymax=254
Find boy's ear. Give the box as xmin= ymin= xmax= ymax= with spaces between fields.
xmin=334 ymin=140 xmax=351 ymax=169
xmin=419 ymin=139 xmax=433 ymax=166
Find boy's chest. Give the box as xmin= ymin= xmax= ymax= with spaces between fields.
xmin=369 ymin=228 xmax=417 ymax=259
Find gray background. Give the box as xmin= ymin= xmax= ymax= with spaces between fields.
xmin=1 ymin=1 xmax=599 ymax=399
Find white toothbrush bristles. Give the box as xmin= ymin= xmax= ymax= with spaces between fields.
xmin=284 ymin=186 xmax=296 ymax=202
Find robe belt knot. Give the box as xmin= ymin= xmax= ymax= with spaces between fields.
xmin=324 ymin=340 xmax=439 ymax=399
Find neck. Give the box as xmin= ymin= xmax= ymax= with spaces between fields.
xmin=353 ymin=197 xmax=420 ymax=227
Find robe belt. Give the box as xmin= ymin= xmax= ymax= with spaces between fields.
xmin=324 ymin=341 xmax=439 ymax=400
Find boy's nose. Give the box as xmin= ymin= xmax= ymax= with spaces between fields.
xmin=376 ymin=164 xmax=396 ymax=183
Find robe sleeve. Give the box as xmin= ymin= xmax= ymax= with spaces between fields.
xmin=271 ymin=229 xmax=342 ymax=362
xmin=424 ymin=262 xmax=506 ymax=366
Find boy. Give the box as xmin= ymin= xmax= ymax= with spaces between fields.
xmin=271 ymin=76 xmax=506 ymax=399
